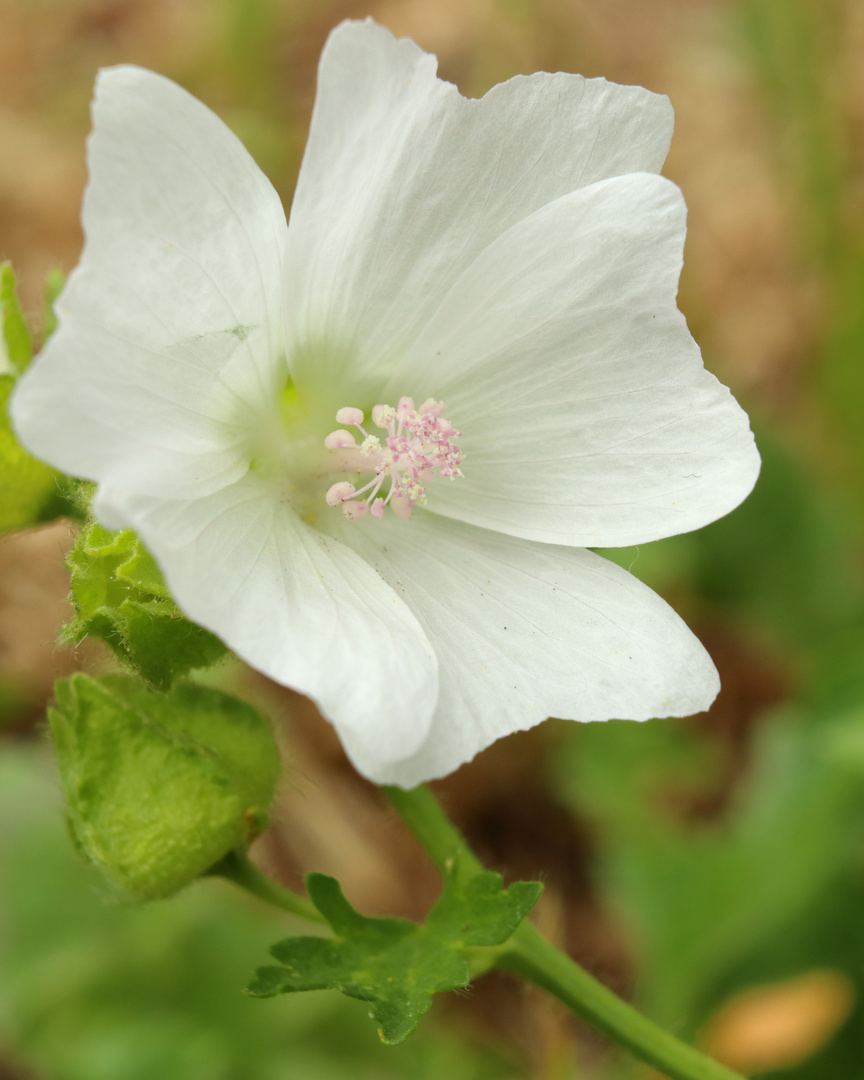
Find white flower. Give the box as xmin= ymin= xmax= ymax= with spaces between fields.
xmin=12 ymin=20 xmax=760 ymax=787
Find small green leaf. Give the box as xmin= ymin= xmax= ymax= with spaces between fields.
xmin=0 ymin=374 xmax=59 ymax=532
xmin=49 ymin=673 xmax=281 ymax=901
xmin=246 ymin=860 xmax=542 ymax=1044
xmin=0 ymin=264 xmax=62 ymax=532
xmin=425 ymin=866 xmax=544 ymax=947
xmin=1 ymin=261 xmax=32 ymax=374
xmin=65 ymin=520 xmax=228 ymax=687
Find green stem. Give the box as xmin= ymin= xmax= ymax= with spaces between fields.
xmin=382 ymin=784 xmax=483 ymax=875
xmin=382 ymin=785 xmax=746 ymax=1080
xmin=501 ymin=923 xmax=744 ymax=1080
xmin=209 ymin=849 xmax=327 ymax=924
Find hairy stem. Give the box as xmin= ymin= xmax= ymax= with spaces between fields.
xmin=500 ymin=922 xmax=744 ymax=1080
xmin=209 ymin=849 xmax=327 ymax=924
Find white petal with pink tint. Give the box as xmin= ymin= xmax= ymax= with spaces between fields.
xmin=326 ymin=510 xmax=718 ymax=785
xmin=101 ymin=474 xmax=439 ymax=765
xmin=283 ymin=20 xmax=674 ymax=399
xmin=383 ymin=172 xmax=759 ymax=547
xmin=12 ymin=66 xmax=289 ymax=501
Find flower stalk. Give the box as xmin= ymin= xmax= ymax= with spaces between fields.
xmin=208 ymin=849 xmax=328 ymax=925
xmin=382 ymin=784 xmax=747 ymax=1080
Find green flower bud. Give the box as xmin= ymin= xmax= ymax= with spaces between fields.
xmin=49 ymin=673 xmax=281 ymax=901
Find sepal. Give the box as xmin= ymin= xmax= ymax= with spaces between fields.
xmin=65 ymin=520 xmax=228 ymax=687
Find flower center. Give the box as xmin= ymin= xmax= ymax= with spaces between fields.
xmin=323 ymin=396 xmax=464 ymax=520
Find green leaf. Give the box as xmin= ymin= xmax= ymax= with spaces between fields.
xmin=0 ymin=263 xmax=63 ymax=532
xmin=49 ymin=673 xmax=281 ymax=901
xmin=65 ymin=520 xmax=228 ymax=687
xmin=0 ymin=373 xmax=60 ymax=532
xmin=424 ymin=865 xmax=545 ymax=948
xmin=1 ymin=261 xmax=32 ymax=374
xmin=247 ymin=861 xmax=542 ymax=1044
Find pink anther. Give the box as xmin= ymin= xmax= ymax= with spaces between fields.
xmin=371 ymin=404 xmax=396 ymax=429
xmin=326 ymin=481 xmax=356 ymax=507
xmin=335 ymin=406 xmax=364 ymax=426
xmin=324 ymin=397 xmax=463 ymax=522
xmin=341 ymin=500 xmax=369 ymax=520
xmin=324 ymin=430 xmax=357 ymax=449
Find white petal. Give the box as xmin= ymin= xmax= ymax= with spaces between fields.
xmin=324 ymin=512 xmax=719 ymax=786
xmin=284 ymin=19 xmax=674 ymax=398
xmin=385 ymin=172 xmax=760 ymax=547
xmin=103 ymin=476 xmax=439 ymax=764
xmin=12 ymin=66 xmax=289 ymax=500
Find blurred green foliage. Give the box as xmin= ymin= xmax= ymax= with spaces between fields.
xmin=0 ymin=743 xmax=522 ymax=1080
xmin=555 ymin=701 xmax=864 ymax=1077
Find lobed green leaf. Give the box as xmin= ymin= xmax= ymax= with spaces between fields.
xmin=247 ymin=860 xmax=542 ymax=1044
